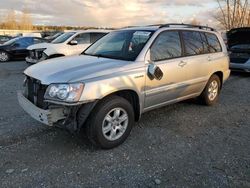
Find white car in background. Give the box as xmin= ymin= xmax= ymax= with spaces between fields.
xmin=25 ymin=30 xmax=110 ymax=64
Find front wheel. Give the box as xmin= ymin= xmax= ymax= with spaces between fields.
xmin=84 ymin=96 xmax=134 ymax=149
xmin=0 ymin=51 xmax=10 ymax=62
xmin=200 ymin=74 xmax=221 ymax=106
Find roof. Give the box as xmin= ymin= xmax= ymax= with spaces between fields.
xmin=121 ymin=26 xmax=159 ymax=31
xmin=120 ymin=23 xmax=216 ymax=32
xmin=65 ymin=29 xmax=112 ymax=34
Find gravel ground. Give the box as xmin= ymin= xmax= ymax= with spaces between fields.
xmin=0 ymin=61 xmax=249 ymax=188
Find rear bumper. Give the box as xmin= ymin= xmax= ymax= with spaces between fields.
xmin=223 ymin=69 xmax=231 ymax=83
xmin=230 ymin=61 xmax=250 ymax=72
xmin=17 ymin=91 xmax=65 ymax=126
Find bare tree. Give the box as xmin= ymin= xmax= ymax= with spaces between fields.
xmin=214 ymin=0 xmax=250 ymax=30
xmin=5 ymin=10 xmax=18 ymax=29
xmin=19 ymin=8 xmax=33 ymax=30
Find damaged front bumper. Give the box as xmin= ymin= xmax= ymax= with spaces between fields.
xmin=17 ymin=91 xmax=97 ymax=132
xmin=17 ymin=91 xmax=66 ymax=126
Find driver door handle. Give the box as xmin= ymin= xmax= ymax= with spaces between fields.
xmin=178 ymin=61 xmax=187 ymax=67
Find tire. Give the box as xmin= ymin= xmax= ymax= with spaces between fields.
xmin=84 ymin=95 xmax=134 ymax=149
xmin=0 ymin=51 xmax=10 ymax=62
xmin=200 ymin=74 xmax=221 ymax=106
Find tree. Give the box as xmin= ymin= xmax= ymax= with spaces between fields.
xmin=19 ymin=8 xmax=33 ymax=30
xmin=214 ymin=0 xmax=250 ymax=30
xmin=5 ymin=10 xmax=18 ymax=29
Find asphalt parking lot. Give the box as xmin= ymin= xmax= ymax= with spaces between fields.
xmin=0 ymin=61 xmax=249 ymax=188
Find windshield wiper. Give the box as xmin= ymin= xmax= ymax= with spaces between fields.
xmin=82 ymin=53 xmax=109 ymax=58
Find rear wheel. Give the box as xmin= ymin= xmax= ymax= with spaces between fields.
xmin=84 ymin=96 xmax=134 ymax=149
xmin=200 ymin=74 xmax=221 ymax=106
xmin=0 ymin=51 xmax=10 ymax=62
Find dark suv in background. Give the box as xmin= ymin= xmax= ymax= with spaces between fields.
xmin=227 ymin=27 xmax=250 ymax=72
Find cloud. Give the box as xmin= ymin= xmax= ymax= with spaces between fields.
xmin=0 ymin=0 xmax=217 ymax=27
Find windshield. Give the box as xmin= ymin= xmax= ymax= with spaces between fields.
xmin=51 ymin=32 xmax=76 ymax=44
xmin=3 ymin=37 xmax=19 ymax=45
xmin=83 ymin=30 xmax=154 ymax=61
xmin=53 ymin=33 xmax=63 ymax=38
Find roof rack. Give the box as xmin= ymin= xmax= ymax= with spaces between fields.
xmin=158 ymin=23 xmax=216 ymax=31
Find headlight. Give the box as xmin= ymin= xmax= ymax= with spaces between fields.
xmin=45 ymin=83 xmax=84 ymax=102
xmin=41 ymin=52 xmax=48 ymax=60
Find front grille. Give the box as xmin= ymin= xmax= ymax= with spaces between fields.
xmin=26 ymin=77 xmax=48 ymax=109
xmin=29 ymin=50 xmax=44 ymax=60
xmin=29 ymin=50 xmax=35 ymax=58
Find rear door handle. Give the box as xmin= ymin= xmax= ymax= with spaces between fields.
xmin=178 ymin=61 xmax=187 ymax=67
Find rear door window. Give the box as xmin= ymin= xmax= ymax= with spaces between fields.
xmin=205 ymin=33 xmax=222 ymax=53
xmin=150 ymin=31 xmax=182 ymax=61
xmin=182 ymin=31 xmax=206 ymax=56
xmin=16 ymin=37 xmax=33 ymax=48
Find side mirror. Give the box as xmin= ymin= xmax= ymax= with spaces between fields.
xmin=69 ymin=40 xmax=78 ymax=45
xmin=148 ymin=62 xmax=163 ymax=80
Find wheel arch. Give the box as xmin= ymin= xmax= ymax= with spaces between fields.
xmin=213 ymin=71 xmax=223 ymax=89
xmin=99 ymin=89 xmax=141 ymax=122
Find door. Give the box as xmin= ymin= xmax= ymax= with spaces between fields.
xmin=179 ymin=31 xmax=212 ymax=95
xmin=144 ymin=31 xmax=190 ymax=109
xmin=68 ymin=33 xmax=91 ymax=55
xmin=11 ymin=37 xmax=33 ymax=59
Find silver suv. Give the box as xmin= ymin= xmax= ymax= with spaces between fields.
xmin=18 ymin=24 xmax=230 ymax=149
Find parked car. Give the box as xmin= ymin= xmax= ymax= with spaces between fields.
xmin=44 ymin=32 xmax=64 ymax=42
xmin=0 ymin=35 xmax=13 ymax=44
xmin=18 ymin=24 xmax=230 ymax=149
xmin=21 ymin=33 xmax=42 ymax=38
xmin=227 ymin=27 xmax=250 ymax=72
xmin=0 ymin=37 xmax=47 ymax=62
xmin=25 ymin=30 xmax=110 ymax=64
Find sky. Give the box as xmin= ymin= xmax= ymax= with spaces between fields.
xmin=0 ymin=0 xmax=219 ymax=28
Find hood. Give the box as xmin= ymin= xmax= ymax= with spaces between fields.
xmin=24 ymin=55 xmax=131 ymax=85
xmin=227 ymin=28 xmax=250 ymax=48
xmin=0 ymin=43 xmax=9 ymax=48
xmin=27 ymin=42 xmax=56 ymax=50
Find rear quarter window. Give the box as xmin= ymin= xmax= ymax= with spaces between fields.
xmin=205 ymin=33 xmax=222 ymax=53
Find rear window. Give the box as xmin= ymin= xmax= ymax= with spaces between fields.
xmin=205 ymin=33 xmax=222 ymax=53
